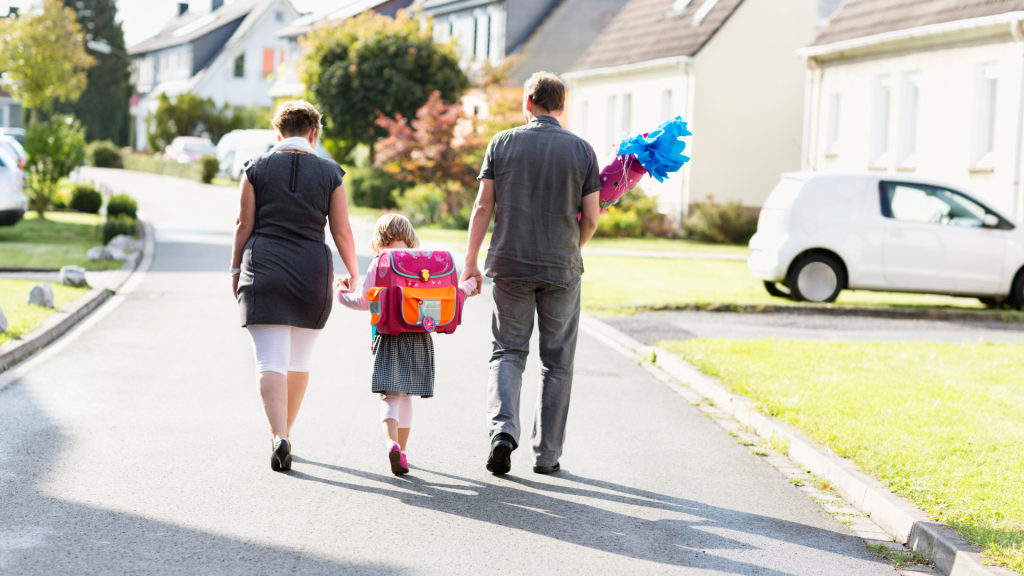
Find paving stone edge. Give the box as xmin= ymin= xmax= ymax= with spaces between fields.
xmin=579 ymin=313 xmax=1017 ymax=576
xmin=0 ymin=221 xmax=151 ymax=375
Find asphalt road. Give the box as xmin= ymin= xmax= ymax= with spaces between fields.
xmin=603 ymin=309 xmax=1024 ymax=345
xmin=0 ymin=168 xmax=894 ymax=575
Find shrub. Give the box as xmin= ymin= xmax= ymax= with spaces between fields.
xmin=102 ymin=214 xmax=136 ymax=244
xmin=107 ymin=193 xmax=138 ymax=221
xmin=123 ymin=153 xmax=201 ymax=181
xmin=200 ymin=155 xmax=219 ymax=184
xmin=23 ymin=115 xmax=86 ymax=217
xmin=347 ymin=166 xmax=403 ymax=209
xmin=69 ymin=183 xmax=102 ymax=213
xmin=52 ymin=191 xmax=68 ymax=209
xmin=595 ymin=187 xmax=671 ymax=238
xmin=682 ymin=195 xmax=758 ymax=245
xmin=86 ymin=140 xmax=123 ymax=168
xmin=397 ymin=182 xmax=445 ymax=226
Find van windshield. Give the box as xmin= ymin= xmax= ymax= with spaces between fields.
xmin=763 ymin=179 xmax=802 ymax=210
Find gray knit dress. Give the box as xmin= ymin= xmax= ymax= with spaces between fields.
xmin=237 ymin=151 xmax=345 ymax=329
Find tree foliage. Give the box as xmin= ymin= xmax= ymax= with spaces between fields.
xmin=57 ymin=0 xmax=131 ymax=145
xmin=146 ymin=93 xmax=271 ymax=152
xmin=374 ymin=91 xmax=484 ymax=218
xmin=23 ymin=115 xmax=86 ymax=217
xmin=0 ymin=0 xmax=95 ymax=122
xmin=300 ymin=11 xmax=468 ymax=161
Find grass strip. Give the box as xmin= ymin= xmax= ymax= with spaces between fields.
xmin=0 ymin=279 xmax=89 ymax=346
xmin=0 ymin=212 xmax=123 ymax=270
xmin=662 ymin=338 xmax=1024 ymax=573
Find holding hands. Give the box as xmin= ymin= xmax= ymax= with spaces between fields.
xmin=335 ymin=275 xmax=357 ymax=294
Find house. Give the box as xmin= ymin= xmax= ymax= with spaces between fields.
xmin=128 ymin=0 xmax=300 ymax=150
xmin=798 ymin=0 xmax=1024 ymax=222
xmin=564 ymin=0 xmax=841 ymax=225
xmin=268 ymin=0 xmax=414 ymax=109
xmin=0 ymin=7 xmax=22 ymax=129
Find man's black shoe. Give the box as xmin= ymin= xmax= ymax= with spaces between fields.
xmin=486 ymin=433 xmax=515 ymax=475
xmin=533 ymin=462 xmax=560 ymax=474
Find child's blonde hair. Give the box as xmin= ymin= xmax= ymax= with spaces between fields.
xmin=370 ymin=213 xmax=419 ymax=255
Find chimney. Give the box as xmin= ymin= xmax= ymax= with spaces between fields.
xmin=211 ymin=0 xmax=223 ymax=11
xmin=7 ymin=7 xmax=19 ymax=17
xmin=177 ymin=2 xmax=189 ymax=16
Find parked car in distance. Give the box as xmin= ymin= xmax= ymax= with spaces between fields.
xmin=216 ymin=129 xmax=333 ymax=181
xmin=0 ymin=127 xmax=26 ymax=145
xmin=0 ymin=145 xmax=27 ymax=226
xmin=748 ymin=172 xmax=1024 ymax=307
xmin=163 ymin=136 xmax=216 ymax=163
xmin=0 ymin=135 xmax=27 ymax=169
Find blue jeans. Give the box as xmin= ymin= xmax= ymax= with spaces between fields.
xmin=487 ymin=277 xmax=581 ymax=467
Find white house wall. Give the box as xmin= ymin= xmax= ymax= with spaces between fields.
xmin=811 ymin=38 xmax=1023 ymax=218
xmin=567 ymin=65 xmax=689 ymax=223
xmin=689 ymin=0 xmax=817 ymax=210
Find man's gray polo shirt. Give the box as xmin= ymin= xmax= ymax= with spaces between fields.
xmin=478 ymin=115 xmax=601 ymax=285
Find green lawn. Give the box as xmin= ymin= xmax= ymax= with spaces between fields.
xmin=663 ymin=338 xmax=1024 ymax=573
xmin=0 ymin=212 xmax=123 ymax=270
xmin=581 ymin=256 xmax=985 ymax=311
xmin=585 ymin=236 xmax=748 ymax=255
xmin=0 ymin=279 xmax=89 ymax=346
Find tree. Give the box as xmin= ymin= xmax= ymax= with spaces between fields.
xmin=0 ymin=0 xmax=95 ymax=124
xmin=300 ymin=10 xmax=469 ymax=161
xmin=24 ymin=115 xmax=86 ymax=217
xmin=146 ymin=93 xmax=271 ymax=152
xmin=57 ymin=0 xmax=131 ymax=145
xmin=374 ymin=91 xmax=484 ymax=218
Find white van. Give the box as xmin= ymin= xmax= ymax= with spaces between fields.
xmin=217 ymin=129 xmax=333 ymax=180
xmin=747 ymin=172 xmax=1024 ymax=307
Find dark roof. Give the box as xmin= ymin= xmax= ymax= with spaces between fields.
xmin=128 ymin=0 xmax=261 ymax=55
xmin=570 ymin=0 xmax=745 ymax=71
xmin=813 ymin=0 xmax=1024 ymax=46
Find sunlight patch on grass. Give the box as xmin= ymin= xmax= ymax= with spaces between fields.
xmin=0 ymin=279 xmax=89 ymax=346
xmin=0 ymin=212 xmax=122 ymax=270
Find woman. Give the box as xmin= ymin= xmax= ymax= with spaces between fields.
xmin=230 ymin=100 xmax=359 ymax=471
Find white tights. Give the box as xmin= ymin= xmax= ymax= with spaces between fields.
xmin=380 ymin=392 xmax=413 ymax=428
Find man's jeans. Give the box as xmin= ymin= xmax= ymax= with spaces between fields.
xmin=487 ymin=277 xmax=581 ymax=467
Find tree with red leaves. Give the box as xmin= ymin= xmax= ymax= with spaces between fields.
xmin=374 ymin=91 xmax=485 ymax=218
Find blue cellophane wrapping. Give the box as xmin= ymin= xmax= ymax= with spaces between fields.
xmin=617 ymin=116 xmax=692 ymax=183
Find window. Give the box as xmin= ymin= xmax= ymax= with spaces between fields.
xmin=275 ymin=11 xmax=284 ymax=21
xmin=485 ymin=15 xmax=492 ymax=60
xmin=898 ymin=72 xmax=920 ymax=166
xmin=692 ymin=0 xmax=720 ymax=26
xmin=881 ymin=182 xmax=993 ymax=227
xmin=870 ymin=75 xmax=892 ymax=166
xmin=661 ymin=89 xmax=672 ymax=120
xmin=825 ymin=93 xmax=840 ymax=156
xmin=606 ymin=95 xmax=617 ymax=151
xmin=622 ymin=94 xmax=632 ymax=132
xmin=233 ymin=53 xmax=245 ymax=78
xmin=973 ymin=63 xmax=999 ymax=166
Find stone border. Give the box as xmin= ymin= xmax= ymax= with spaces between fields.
xmin=579 ymin=313 xmax=1017 ymax=576
xmin=0 ymin=222 xmax=151 ymax=374
xmin=590 ymin=302 xmax=1024 ymax=324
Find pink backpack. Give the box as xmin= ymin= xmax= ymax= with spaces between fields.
xmin=366 ymin=249 xmax=466 ymax=335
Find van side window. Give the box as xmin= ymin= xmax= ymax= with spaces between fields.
xmin=879 ymin=181 xmax=1012 ymax=229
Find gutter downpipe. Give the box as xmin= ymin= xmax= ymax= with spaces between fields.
xmin=801 ymin=57 xmax=815 ymax=171
xmin=1012 ymin=18 xmax=1024 ymax=222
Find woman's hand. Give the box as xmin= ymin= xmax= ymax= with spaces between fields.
xmin=232 ymin=274 xmax=240 ymax=299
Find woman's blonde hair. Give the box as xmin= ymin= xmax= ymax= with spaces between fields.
xmin=272 ymin=100 xmax=322 ymax=138
xmin=371 ymin=213 xmax=419 ymax=255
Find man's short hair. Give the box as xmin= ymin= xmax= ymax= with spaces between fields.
xmin=524 ymin=71 xmax=565 ymax=112
xmin=272 ymin=100 xmax=322 ymax=137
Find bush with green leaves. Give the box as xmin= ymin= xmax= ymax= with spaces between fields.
xmin=200 ymin=155 xmax=219 ymax=184
xmin=346 ymin=166 xmax=403 ymax=209
xmin=595 ymin=187 xmax=670 ymax=238
xmin=107 ymin=193 xmax=137 ymax=221
xmin=85 ymin=140 xmax=122 ymax=168
xmin=146 ymin=93 xmax=271 ymax=153
xmin=23 ymin=115 xmax=87 ymax=217
xmin=397 ymin=182 xmax=445 ymax=226
xmin=69 ymin=183 xmax=102 ymax=213
xmin=102 ymin=214 xmax=136 ymax=244
xmin=682 ymin=195 xmax=758 ymax=245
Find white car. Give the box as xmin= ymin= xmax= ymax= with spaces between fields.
xmin=0 ymin=145 xmax=27 ymax=226
xmin=747 ymin=172 xmax=1023 ymax=307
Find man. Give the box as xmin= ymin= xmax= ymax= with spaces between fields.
xmin=461 ymin=71 xmax=601 ymax=475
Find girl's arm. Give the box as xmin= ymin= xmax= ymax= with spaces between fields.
xmin=337 ymin=257 xmax=376 ymax=311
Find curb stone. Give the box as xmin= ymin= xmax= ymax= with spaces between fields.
xmin=590 ymin=302 xmax=1024 ymax=324
xmin=578 ymin=313 xmax=1017 ymax=576
xmin=0 ymin=221 xmax=151 ymax=375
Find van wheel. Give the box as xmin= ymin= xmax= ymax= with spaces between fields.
xmin=978 ymin=297 xmax=1002 ymax=309
xmin=1008 ymin=269 xmax=1024 ymax=310
xmin=788 ymin=254 xmax=845 ymax=303
xmin=763 ymin=281 xmax=790 ymax=298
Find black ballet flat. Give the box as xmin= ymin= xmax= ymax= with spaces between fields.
xmin=271 ymin=438 xmax=291 ymax=472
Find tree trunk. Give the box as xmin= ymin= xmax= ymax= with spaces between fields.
xmin=368 ymin=140 xmax=376 ymax=166
xmin=30 ymin=107 xmax=38 ymax=126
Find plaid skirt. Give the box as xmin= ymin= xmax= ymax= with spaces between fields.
xmin=372 ymin=332 xmax=435 ymax=397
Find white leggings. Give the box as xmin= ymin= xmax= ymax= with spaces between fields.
xmin=247 ymin=325 xmax=321 ymax=375
xmin=380 ymin=392 xmax=413 ymax=428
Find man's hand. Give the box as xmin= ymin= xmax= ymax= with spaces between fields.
xmin=460 ymin=263 xmax=482 ymax=297
xmin=579 ymin=192 xmax=601 ymax=247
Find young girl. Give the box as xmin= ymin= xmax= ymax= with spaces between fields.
xmin=337 ymin=214 xmax=476 ymax=475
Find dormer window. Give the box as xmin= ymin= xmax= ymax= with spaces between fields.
xmin=692 ymin=0 xmax=720 ymax=26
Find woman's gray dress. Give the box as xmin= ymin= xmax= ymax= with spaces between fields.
xmin=237 ymin=151 xmax=345 ymax=329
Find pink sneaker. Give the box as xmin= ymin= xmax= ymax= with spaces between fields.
xmin=388 ymin=442 xmax=409 ymax=475
xmin=401 ymin=451 xmax=410 ymax=471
